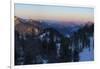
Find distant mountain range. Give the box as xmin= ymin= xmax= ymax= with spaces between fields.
xmin=14 ymin=16 xmax=94 ymax=37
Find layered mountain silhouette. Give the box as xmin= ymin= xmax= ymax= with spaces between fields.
xmin=14 ymin=16 xmax=94 ymax=65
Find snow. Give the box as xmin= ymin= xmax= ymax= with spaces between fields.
xmin=42 ymin=59 xmax=48 ymax=64
xmin=56 ymin=43 xmax=61 ymax=57
xmin=79 ymin=36 xmax=94 ymax=61
xmin=79 ymin=48 xmax=94 ymax=61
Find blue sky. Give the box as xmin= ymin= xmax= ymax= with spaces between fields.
xmin=15 ymin=3 xmax=94 ymax=22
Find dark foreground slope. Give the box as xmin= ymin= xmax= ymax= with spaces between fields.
xmin=15 ymin=16 xmax=94 ymax=65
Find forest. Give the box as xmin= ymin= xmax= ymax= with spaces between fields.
xmin=15 ymin=16 xmax=94 ymax=65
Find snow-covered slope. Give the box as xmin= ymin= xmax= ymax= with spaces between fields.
xmin=79 ymin=36 xmax=94 ymax=61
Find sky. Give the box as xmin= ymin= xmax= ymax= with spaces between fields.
xmin=15 ymin=3 xmax=94 ymax=23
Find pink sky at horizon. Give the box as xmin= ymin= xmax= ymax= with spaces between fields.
xmin=15 ymin=3 xmax=94 ymax=23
